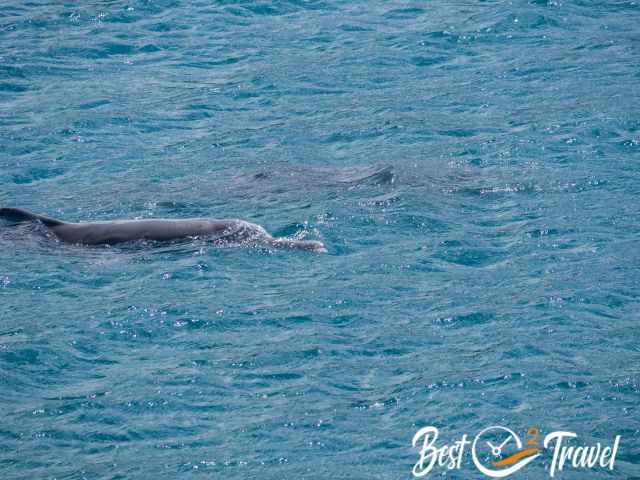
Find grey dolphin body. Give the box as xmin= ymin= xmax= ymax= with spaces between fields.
xmin=0 ymin=208 xmax=327 ymax=252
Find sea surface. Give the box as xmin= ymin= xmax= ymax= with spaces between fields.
xmin=1 ymin=1 xmax=639 ymax=479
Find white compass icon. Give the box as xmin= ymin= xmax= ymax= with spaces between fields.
xmin=472 ymin=426 xmax=541 ymax=478
xmin=487 ymin=435 xmax=514 ymax=457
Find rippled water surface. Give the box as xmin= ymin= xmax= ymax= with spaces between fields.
xmin=1 ymin=1 xmax=640 ymax=478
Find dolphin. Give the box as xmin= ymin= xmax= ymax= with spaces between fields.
xmin=0 ymin=207 xmax=327 ymax=253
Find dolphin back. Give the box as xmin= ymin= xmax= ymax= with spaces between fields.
xmin=0 ymin=208 xmax=65 ymax=227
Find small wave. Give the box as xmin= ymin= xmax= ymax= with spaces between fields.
xmin=334 ymin=165 xmax=395 ymax=187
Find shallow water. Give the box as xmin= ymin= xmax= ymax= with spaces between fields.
xmin=1 ymin=1 xmax=639 ymax=478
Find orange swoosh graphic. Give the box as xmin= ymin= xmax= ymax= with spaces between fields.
xmin=491 ymin=448 xmax=539 ymax=467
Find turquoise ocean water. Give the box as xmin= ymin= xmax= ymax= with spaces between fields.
xmin=1 ymin=1 xmax=639 ymax=478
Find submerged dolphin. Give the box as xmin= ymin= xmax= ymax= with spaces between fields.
xmin=0 ymin=207 xmax=327 ymax=252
